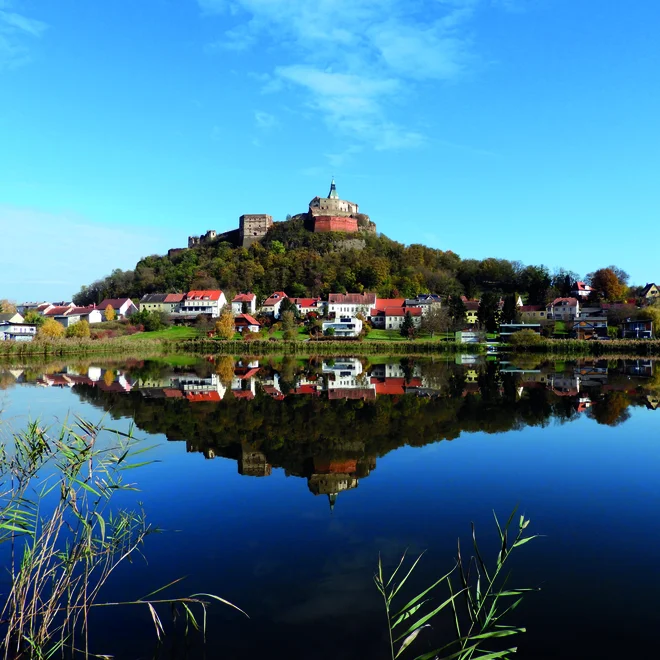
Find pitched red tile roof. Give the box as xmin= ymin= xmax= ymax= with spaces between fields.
xmin=573 ymin=281 xmax=594 ymax=291
xmin=290 ymin=297 xmax=321 ymax=307
xmin=384 ymin=307 xmax=422 ymax=317
xmin=232 ymin=390 xmax=255 ymax=400
xmin=233 ymin=367 xmax=260 ymax=380
xmin=464 ymin=301 xmax=480 ymax=311
xmin=235 ymin=314 xmax=260 ymax=326
xmin=69 ymin=306 xmax=99 ymax=315
xmin=232 ymin=293 xmax=256 ymax=303
xmin=164 ymin=293 xmax=185 ymax=303
xmin=328 ymin=293 xmax=377 ymax=305
xmin=186 ymin=290 xmax=223 ymax=301
xmin=163 ymin=389 xmax=184 ymax=398
xmin=44 ymin=306 xmax=74 ymax=316
xmin=37 ymin=303 xmax=53 ymax=312
xmin=262 ymin=292 xmax=287 ymax=306
xmin=520 ymin=305 xmax=543 ymax=312
xmin=374 ymin=298 xmax=405 ymax=310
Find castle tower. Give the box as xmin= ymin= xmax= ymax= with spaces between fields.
xmin=328 ymin=177 xmax=339 ymax=200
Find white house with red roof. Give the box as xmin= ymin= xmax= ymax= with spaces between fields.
xmin=178 ymin=290 xmax=227 ymax=318
xmin=547 ymin=297 xmax=580 ymax=320
xmin=234 ymin=313 xmax=261 ymax=333
xmin=232 ymin=293 xmax=257 ymax=315
xmin=260 ymin=292 xmax=288 ymax=319
xmin=290 ymin=297 xmax=327 ymax=316
xmin=369 ymin=298 xmax=405 ymax=327
xmin=98 ymin=298 xmax=138 ymax=319
xmin=327 ymin=292 xmax=377 ymax=318
xmin=571 ymin=281 xmax=595 ymax=299
xmin=383 ymin=307 xmax=423 ymax=330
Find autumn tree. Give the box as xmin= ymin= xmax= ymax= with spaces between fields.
xmin=104 ymin=305 xmax=116 ymax=321
xmin=215 ymin=355 xmax=235 ymax=384
xmin=587 ymin=267 xmax=629 ymax=302
xmin=419 ymin=306 xmax=449 ymax=338
xmin=65 ymin=320 xmax=90 ymax=338
xmin=214 ymin=309 xmax=235 ymax=340
xmin=0 ymin=299 xmax=17 ymax=314
xmin=38 ymin=318 xmax=65 ymax=339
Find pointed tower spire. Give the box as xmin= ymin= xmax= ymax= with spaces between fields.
xmin=328 ymin=177 xmax=338 ymax=200
xmin=328 ymin=492 xmax=337 ymax=513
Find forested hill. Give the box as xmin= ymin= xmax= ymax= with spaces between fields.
xmin=72 ymin=217 xmax=599 ymax=306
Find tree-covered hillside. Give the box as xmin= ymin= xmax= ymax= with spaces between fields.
xmin=72 ymin=218 xmax=621 ymax=306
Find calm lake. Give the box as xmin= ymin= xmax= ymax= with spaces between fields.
xmin=1 ymin=354 xmax=659 ymax=659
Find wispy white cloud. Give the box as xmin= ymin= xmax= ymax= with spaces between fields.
xmin=0 ymin=4 xmax=47 ymax=70
xmin=254 ymin=110 xmax=277 ymax=129
xmin=199 ymin=0 xmax=491 ymax=151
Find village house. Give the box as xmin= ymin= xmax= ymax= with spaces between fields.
xmin=547 ymin=297 xmax=580 ymax=320
xmin=0 ymin=322 xmax=38 ymax=342
xmin=260 ymin=292 xmax=288 ymax=319
xmin=0 ymin=311 xmax=24 ymax=325
xmin=327 ymin=292 xmax=377 ymax=318
xmin=16 ymin=302 xmax=49 ymax=315
xmin=383 ymin=307 xmax=423 ymax=331
xmin=232 ymin=293 xmax=257 ymax=316
xmin=234 ymin=313 xmax=261 ymax=333
xmin=44 ymin=306 xmax=103 ymax=327
xmin=290 ymin=297 xmax=327 ymax=316
xmin=138 ymin=293 xmax=185 ymax=314
xmin=98 ymin=298 xmax=138 ymax=319
xmin=368 ymin=298 xmax=405 ymax=328
xmin=404 ymin=294 xmax=443 ymax=312
xmin=464 ymin=299 xmax=480 ymax=325
xmin=572 ymin=317 xmax=608 ymax=340
xmin=621 ymin=319 xmax=654 ymax=339
xmin=572 ymin=281 xmax=595 ymax=299
xmin=640 ymin=283 xmax=660 ymax=303
xmin=519 ymin=305 xmax=548 ymax=322
xmin=177 ymin=290 xmax=226 ymax=318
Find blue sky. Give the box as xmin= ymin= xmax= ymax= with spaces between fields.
xmin=2 ymin=0 xmax=659 ymax=301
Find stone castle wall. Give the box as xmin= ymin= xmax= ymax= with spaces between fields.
xmin=240 ymin=214 xmax=273 ymax=247
xmin=313 ymin=216 xmax=359 ymax=233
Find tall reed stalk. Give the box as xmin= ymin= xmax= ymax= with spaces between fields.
xmin=0 ymin=418 xmax=246 ymax=658
xmin=374 ymin=508 xmax=539 ymax=660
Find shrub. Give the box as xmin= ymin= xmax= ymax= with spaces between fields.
xmin=65 ymin=320 xmax=90 ymax=338
xmin=508 ymin=329 xmax=543 ymax=346
xmin=38 ymin=318 xmax=65 ymax=339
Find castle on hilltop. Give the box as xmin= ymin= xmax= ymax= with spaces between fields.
xmin=183 ymin=179 xmax=375 ymax=252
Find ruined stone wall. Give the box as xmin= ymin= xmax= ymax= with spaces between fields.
xmin=313 ymin=216 xmax=359 ymax=233
xmin=240 ymin=214 xmax=273 ymax=247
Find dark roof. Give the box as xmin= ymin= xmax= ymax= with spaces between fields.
xmin=140 ymin=294 xmax=168 ymax=303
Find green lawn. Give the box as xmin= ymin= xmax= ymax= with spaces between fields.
xmin=268 ymin=327 xmax=310 ymax=340
xmin=365 ymin=329 xmax=454 ymax=342
xmin=129 ymin=326 xmax=202 ymax=340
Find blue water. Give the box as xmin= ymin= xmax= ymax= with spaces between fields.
xmin=1 ymin=357 xmax=659 ymax=659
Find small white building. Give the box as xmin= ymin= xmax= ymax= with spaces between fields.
xmin=260 ymin=292 xmax=288 ymax=319
xmin=383 ymin=307 xmax=423 ymax=331
xmin=0 ymin=312 xmax=24 ymax=325
xmin=547 ymin=297 xmax=580 ymax=320
xmin=322 ymin=316 xmax=363 ymax=338
xmin=290 ymin=297 xmax=327 ymax=316
xmin=232 ymin=293 xmax=257 ymax=316
xmin=98 ymin=298 xmax=139 ymax=320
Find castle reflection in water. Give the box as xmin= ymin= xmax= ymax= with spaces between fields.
xmin=4 ymin=355 xmax=658 ymax=510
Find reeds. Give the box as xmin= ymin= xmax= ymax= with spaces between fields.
xmin=0 ymin=338 xmax=166 ymax=358
xmin=0 ymin=418 xmax=246 ymax=658
xmin=375 ymin=508 xmax=538 ymax=660
xmin=507 ymin=338 xmax=660 ymax=356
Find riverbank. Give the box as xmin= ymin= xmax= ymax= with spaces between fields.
xmin=506 ymin=338 xmax=660 ymax=356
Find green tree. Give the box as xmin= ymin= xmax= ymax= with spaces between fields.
xmin=477 ymin=292 xmax=501 ymax=333
xmin=501 ymin=294 xmax=520 ymax=324
xmin=214 ymin=309 xmax=235 ymax=340
xmin=38 ymin=318 xmax=65 ymax=339
xmin=65 ymin=320 xmax=91 ymax=338
xmin=23 ymin=310 xmax=44 ymax=327
xmin=508 ymin=329 xmax=542 ymax=346
xmin=400 ymin=312 xmax=416 ymax=338
xmin=104 ymin=305 xmax=116 ymax=322
xmin=447 ymin=296 xmax=467 ymax=328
